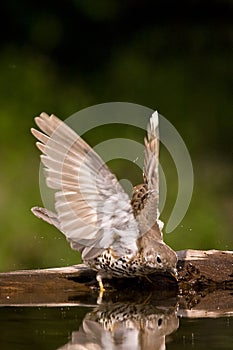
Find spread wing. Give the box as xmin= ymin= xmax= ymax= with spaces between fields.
xmin=134 ymin=111 xmax=163 ymax=239
xmin=31 ymin=112 xmax=139 ymax=261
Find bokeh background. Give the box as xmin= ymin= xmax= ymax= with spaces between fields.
xmin=0 ymin=0 xmax=232 ymax=272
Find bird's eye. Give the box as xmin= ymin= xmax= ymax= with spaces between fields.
xmin=158 ymin=318 xmax=163 ymax=327
xmin=157 ymin=256 xmax=162 ymax=264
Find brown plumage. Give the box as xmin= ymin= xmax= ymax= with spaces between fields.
xmin=31 ymin=111 xmax=177 ymax=291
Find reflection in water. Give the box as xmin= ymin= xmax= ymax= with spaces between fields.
xmin=57 ymin=298 xmax=179 ymax=350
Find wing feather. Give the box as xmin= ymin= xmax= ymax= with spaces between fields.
xmin=31 ymin=112 xmax=139 ymax=260
xmin=136 ymin=111 xmax=163 ymax=239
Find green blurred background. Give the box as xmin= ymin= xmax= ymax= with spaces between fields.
xmin=0 ymin=0 xmax=232 ymax=272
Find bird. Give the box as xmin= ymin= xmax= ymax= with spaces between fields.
xmin=31 ymin=111 xmax=178 ymax=293
xmin=57 ymin=299 xmax=179 ymax=350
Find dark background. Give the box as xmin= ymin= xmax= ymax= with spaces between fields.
xmin=0 ymin=0 xmax=232 ymax=271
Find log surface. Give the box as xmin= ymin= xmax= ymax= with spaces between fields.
xmin=177 ymin=249 xmax=233 ymax=287
xmin=0 ymin=249 xmax=232 ymax=315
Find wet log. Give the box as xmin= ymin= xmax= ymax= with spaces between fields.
xmin=0 ymin=249 xmax=232 ymax=313
xmin=177 ymin=249 xmax=233 ymax=289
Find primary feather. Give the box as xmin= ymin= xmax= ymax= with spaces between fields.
xmin=31 ymin=113 xmax=139 ymax=260
xmin=132 ymin=111 xmax=163 ymax=239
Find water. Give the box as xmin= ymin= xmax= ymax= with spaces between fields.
xmin=1 ymin=304 xmax=232 ymax=349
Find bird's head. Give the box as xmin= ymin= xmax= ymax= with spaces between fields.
xmin=144 ymin=241 xmax=178 ymax=278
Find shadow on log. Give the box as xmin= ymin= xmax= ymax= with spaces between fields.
xmin=0 ymin=250 xmax=232 ymax=316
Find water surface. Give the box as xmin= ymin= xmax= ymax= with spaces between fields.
xmin=1 ymin=304 xmax=232 ymax=349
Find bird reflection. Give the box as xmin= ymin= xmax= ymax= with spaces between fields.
xmin=57 ymin=297 xmax=179 ymax=350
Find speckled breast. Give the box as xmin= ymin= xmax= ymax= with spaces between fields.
xmin=87 ymin=248 xmax=155 ymax=278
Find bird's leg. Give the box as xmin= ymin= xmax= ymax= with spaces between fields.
xmin=97 ymin=274 xmax=105 ymax=292
xmin=96 ymin=273 xmax=105 ymax=304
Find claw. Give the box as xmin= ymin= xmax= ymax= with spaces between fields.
xmin=144 ymin=275 xmax=154 ymax=284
